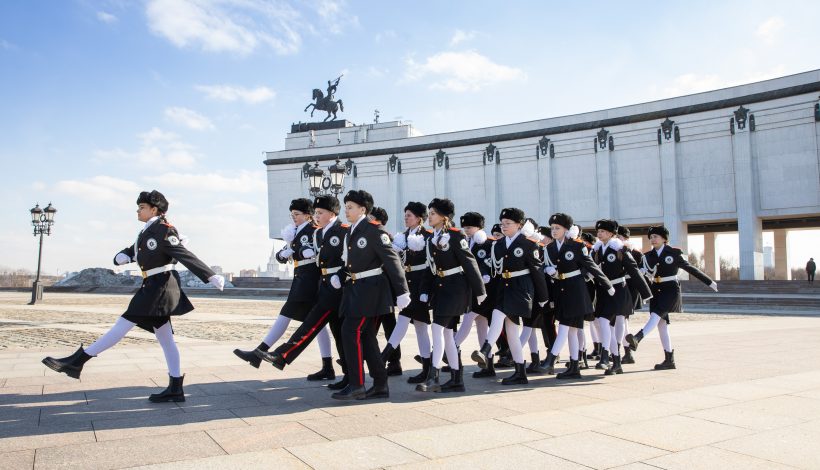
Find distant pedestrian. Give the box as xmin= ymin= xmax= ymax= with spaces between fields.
xmin=807 ymin=258 xmax=816 ymax=283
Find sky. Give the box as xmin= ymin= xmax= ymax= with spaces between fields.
xmin=1 ymin=0 xmax=818 ymax=276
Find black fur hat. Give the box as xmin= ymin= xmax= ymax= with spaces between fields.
xmin=428 ymin=198 xmax=455 ymax=219
xmin=491 ymin=223 xmax=502 ymax=235
xmin=313 ymin=195 xmax=340 ymax=214
xmin=289 ymin=198 xmax=313 ymax=214
xmin=537 ymin=226 xmax=553 ymax=240
xmin=499 ymin=207 xmax=525 ymax=224
xmin=370 ymin=207 xmax=389 ymax=225
xmin=343 ymin=190 xmax=374 ymax=214
xmin=617 ymin=225 xmax=631 ymax=238
xmin=580 ymin=232 xmax=596 ymax=245
xmin=648 ymin=225 xmax=670 ymax=240
xmin=404 ymin=201 xmax=427 ymax=219
xmin=548 ymin=212 xmax=573 ymax=230
xmin=137 ymin=190 xmax=169 ymax=213
xmin=595 ymin=219 xmax=619 ymax=234
xmin=460 ymin=211 xmax=485 ymax=228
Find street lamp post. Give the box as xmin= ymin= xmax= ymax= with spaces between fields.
xmin=302 ymin=158 xmax=353 ymax=197
xmin=29 ymin=202 xmax=57 ymax=305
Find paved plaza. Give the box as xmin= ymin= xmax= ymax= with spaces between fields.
xmin=1 ymin=291 xmax=820 ymax=469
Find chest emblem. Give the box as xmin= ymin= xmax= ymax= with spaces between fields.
xmin=607 ymin=253 xmax=616 ymax=262
xmin=300 ymin=234 xmax=309 ymax=245
xmin=664 ymin=255 xmax=674 ymax=265
xmin=357 ymin=237 xmax=367 ymax=249
xmin=167 ymin=235 xmax=180 ymax=246
xmin=146 ymin=238 xmax=158 ymax=250
xmin=329 ymin=236 xmax=340 ymax=247
xmin=564 ymin=251 xmax=575 ymax=261
xmin=513 ymin=247 xmax=524 ymax=257
xmin=477 ymin=249 xmax=487 ymax=259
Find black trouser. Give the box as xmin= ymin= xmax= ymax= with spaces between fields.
xmin=540 ymin=310 xmax=557 ymax=351
xmin=273 ymin=304 xmax=346 ymax=375
xmin=341 ymin=316 xmax=386 ymax=387
xmin=809 ymin=272 xmax=815 ymax=282
xmin=376 ymin=310 xmax=400 ymax=361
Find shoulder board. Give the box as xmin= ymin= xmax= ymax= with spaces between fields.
xmin=311 ymin=224 xmax=319 ymax=229
xmin=449 ymin=227 xmax=461 ymax=232
xmin=669 ymin=246 xmax=681 ymax=250
xmin=160 ymin=221 xmax=174 ymax=228
xmin=423 ymin=228 xmax=432 ymax=233
xmin=340 ymin=223 xmax=350 ymax=228
xmin=368 ymin=220 xmax=380 ymax=226
xmin=526 ymin=237 xmax=540 ymax=244
xmin=487 ymin=236 xmax=498 ymax=241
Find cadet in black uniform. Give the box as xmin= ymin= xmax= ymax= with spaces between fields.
xmin=471 ymin=208 xmax=548 ymax=385
xmin=369 ymin=207 xmax=403 ymax=376
xmin=591 ymin=219 xmax=651 ymax=374
xmin=537 ymin=227 xmax=560 ymax=367
xmin=580 ymin=231 xmax=601 ymax=366
xmin=625 ymin=226 xmax=717 ymax=370
xmin=233 ymin=198 xmax=321 ymax=379
xmin=453 ymin=212 xmax=498 ymax=378
xmin=616 ymin=225 xmax=643 ymax=364
xmin=252 ymin=196 xmax=349 ymax=385
xmin=43 ymin=191 xmax=223 ymax=402
xmin=540 ymin=213 xmax=613 ymax=379
xmin=381 ymin=202 xmax=434 ymax=384
xmin=519 ymin=218 xmax=548 ymax=375
xmin=417 ymin=199 xmax=486 ymax=393
xmin=332 ymin=190 xmax=410 ymax=400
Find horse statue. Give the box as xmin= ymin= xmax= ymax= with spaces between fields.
xmin=304 ymin=88 xmax=345 ymax=122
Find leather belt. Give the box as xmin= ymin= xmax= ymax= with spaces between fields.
xmin=609 ymin=276 xmax=627 ymax=285
xmin=653 ymin=275 xmax=678 ymax=283
xmin=501 ymin=269 xmax=528 ymax=279
xmin=294 ymin=258 xmax=316 ymax=268
xmin=437 ymin=266 xmax=464 ymax=278
xmin=348 ymin=267 xmax=383 ymax=281
xmin=405 ymin=264 xmax=427 ymax=273
xmin=142 ymin=264 xmax=175 ymax=279
xmin=321 ymin=266 xmax=342 ymax=275
xmin=556 ymin=269 xmax=582 ymax=280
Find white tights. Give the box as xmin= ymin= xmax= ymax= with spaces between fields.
xmin=610 ymin=316 xmax=627 ymax=356
xmin=262 ymin=315 xmax=292 ymax=347
xmin=550 ymin=324 xmax=581 ymax=361
xmin=317 ymin=325 xmax=331 ymax=358
xmin=431 ymin=324 xmax=459 ymax=370
xmin=519 ymin=326 xmax=539 ymax=354
xmin=596 ymin=317 xmax=612 ymax=354
xmin=388 ymin=315 xmax=431 ymax=358
xmin=454 ymin=312 xmax=477 ymax=346
xmin=84 ymin=317 xmax=181 ymax=377
xmin=640 ymin=312 xmax=673 ymax=352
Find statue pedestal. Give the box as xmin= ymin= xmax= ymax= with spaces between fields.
xmin=291 ymin=120 xmax=354 ymax=133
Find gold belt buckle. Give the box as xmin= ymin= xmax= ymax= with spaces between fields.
xmin=437 ymin=270 xmax=446 ymax=278
xmin=654 ymin=276 xmax=662 ymax=283
xmin=557 ymin=273 xmax=565 ymax=280
xmin=405 ymin=266 xmax=412 ymax=273
xmin=321 ymin=268 xmax=329 ymax=275
xmin=141 ymin=271 xmax=148 ymax=279
xmin=350 ymin=273 xmax=357 ymax=281
xmin=502 ymin=271 xmax=511 ymax=279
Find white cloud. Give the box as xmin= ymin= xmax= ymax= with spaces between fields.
xmin=449 ymin=29 xmax=476 ymax=47
xmin=164 ymin=106 xmax=215 ymax=131
xmin=756 ymin=16 xmax=785 ymax=44
xmin=404 ymin=50 xmax=526 ymax=92
xmin=145 ymin=0 xmax=302 ymax=55
xmin=374 ymin=29 xmax=396 ymax=44
xmin=55 ymin=175 xmax=141 ymax=207
xmin=96 ymin=11 xmax=118 ymax=24
xmin=653 ymin=66 xmax=789 ymax=98
xmin=94 ymin=127 xmax=199 ymax=169
xmin=195 ymin=84 xmax=276 ymax=104
xmin=144 ymin=170 xmax=266 ymax=193
xmin=214 ymin=201 xmax=259 ymax=214
xmin=1 ymin=39 xmax=18 ymax=50
xmin=310 ymin=0 xmax=359 ymax=34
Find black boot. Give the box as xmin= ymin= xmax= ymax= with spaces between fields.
xmin=606 ymin=354 xmax=623 ymax=375
xmin=386 ymin=345 xmax=402 ymax=376
xmin=540 ymin=351 xmax=558 ymax=368
xmin=254 ymin=348 xmax=286 ymax=370
xmin=526 ymin=352 xmax=547 ymax=375
xmin=440 ymin=367 xmax=465 ymax=393
xmin=380 ymin=344 xmax=395 ymax=363
xmin=364 ymin=378 xmax=389 ymax=399
xmin=543 ymin=351 xmax=558 ymax=375
xmin=415 ymin=367 xmax=441 ymax=392
xmin=502 ymin=363 xmax=528 ymax=385
xmin=588 ymin=342 xmax=601 ymax=360
xmin=495 ymin=349 xmax=514 ymax=369
xmin=556 ymin=359 xmax=581 ymax=379
xmin=234 ymin=342 xmax=267 ymax=369
xmin=625 ymin=330 xmax=644 ymax=352
xmin=413 ymin=354 xmax=423 ymax=364
xmin=471 ymin=341 xmax=492 ymax=369
xmin=307 ymin=357 xmax=336 ymax=381
xmin=42 ymin=346 xmax=92 ymax=379
xmin=579 ymin=351 xmax=589 ymax=370
xmin=149 ymin=375 xmax=185 ymax=402
xmin=327 ymin=375 xmax=349 ymax=390
xmin=622 ymin=346 xmax=636 ymax=364
xmin=654 ymin=350 xmax=676 ymax=370
xmin=473 ymin=355 xmax=496 ymax=378
xmin=331 ymin=384 xmax=366 ymax=400
xmin=595 ymin=349 xmax=611 ymax=370
xmin=408 ymin=357 xmax=431 ymax=384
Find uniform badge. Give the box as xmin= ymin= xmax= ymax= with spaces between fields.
xmin=441 ymin=243 xmax=450 ymax=251
xmin=533 ymin=249 xmax=540 ymax=259
xmin=357 ymin=238 xmax=367 ymax=249
xmin=300 ymin=235 xmax=309 ymax=245
xmin=380 ymin=233 xmax=391 ymax=245
xmin=607 ymin=253 xmax=616 ymax=262
xmin=167 ymin=235 xmax=180 ymax=246
xmin=664 ymin=255 xmax=674 ymax=264
xmin=581 ymin=246 xmax=589 ymax=256
xmin=329 ymin=236 xmax=340 ymax=247
xmin=484 ymin=258 xmax=492 ymax=267
xmin=460 ymin=239 xmax=469 ymax=250
xmin=477 ymin=249 xmax=487 ymax=259
xmin=146 ymin=238 xmax=158 ymax=250
xmin=565 ymin=251 xmax=575 ymax=260
xmin=513 ymin=247 xmax=524 ymax=257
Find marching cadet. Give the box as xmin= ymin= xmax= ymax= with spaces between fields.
xmin=253 ymin=196 xmax=350 ymax=388
xmin=331 ymin=190 xmax=411 ymax=400
xmin=369 ymin=207 xmax=403 ymax=376
xmin=616 ymin=225 xmax=643 ymax=364
xmin=452 ymin=212 xmax=498 ymax=378
xmin=471 ymin=208 xmax=548 ymax=385
xmin=625 ymin=226 xmax=717 ymax=370
xmin=580 ymin=231 xmax=601 ymax=365
xmin=590 ymin=219 xmax=651 ymax=374
xmin=233 ymin=198 xmax=323 ymax=380
xmin=417 ymin=199 xmax=486 ymax=392
xmin=381 ymin=202 xmax=434 ymax=385
xmin=519 ymin=218 xmax=548 ymax=375
xmin=43 ymin=190 xmax=224 ymax=402
xmin=540 ymin=213 xmax=613 ymax=379
xmin=489 ymin=223 xmax=514 ymax=369
xmin=537 ymin=227 xmax=560 ymax=367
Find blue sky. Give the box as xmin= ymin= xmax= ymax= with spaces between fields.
xmin=1 ymin=0 xmax=818 ymax=275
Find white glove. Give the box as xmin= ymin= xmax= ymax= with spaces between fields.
xmin=419 ymin=293 xmax=429 ymax=303
xmin=396 ymin=293 xmax=412 ymax=309
xmin=114 ymin=253 xmax=131 ymax=265
xmin=538 ymin=301 xmax=547 ymax=307
xmin=710 ymin=281 xmax=718 ymax=292
xmin=330 ymin=275 xmax=341 ymax=289
xmin=279 ymin=248 xmax=294 ymax=259
xmin=607 ymin=286 xmax=616 ymax=296
xmin=208 ymin=274 xmax=225 ymax=291
xmin=477 ymin=294 xmax=488 ymax=305
xmin=179 ymin=234 xmax=190 ymax=247
xmin=302 ymin=248 xmax=315 ymax=258
xmin=407 ymin=233 xmax=426 ymax=251
xmin=545 ymin=266 xmax=557 ymax=277
xmin=438 ymin=232 xmax=451 ymax=247
xmin=482 ymin=274 xmax=491 ymax=284
xmin=393 ymin=232 xmax=407 ymax=251
xmin=281 ymin=223 xmax=296 ymax=243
